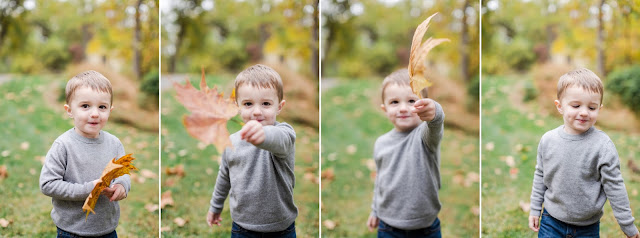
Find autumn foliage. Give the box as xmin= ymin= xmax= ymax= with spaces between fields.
xmin=82 ymin=154 xmax=137 ymax=218
xmin=173 ymin=68 xmax=238 ymax=152
xmin=408 ymin=12 xmax=450 ymax=98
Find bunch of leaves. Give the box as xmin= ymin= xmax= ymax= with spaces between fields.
xmin=173 ymin=68 xmax=239 ymax=152
xmin=607 ymin=65 xmax=640 ymax=114
xmin=408 ymin=12 xmax=450 ymax=98
xmin=82 ymin=154 xmax=138 ymax=218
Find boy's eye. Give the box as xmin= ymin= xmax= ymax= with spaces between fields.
xmin=81 ymin=104 xmax=89 ymax=108
xmin=571 ymin=105 xmax=579 ymax=108
xmin=243 ymin=102 xmax=253 ymax=107
xmin=409 ymin=99 xmax=416 ymax=104
xmin=99 ymin=105 xmax=108 ymax=109
xmin=262 ymin=102 xmax=271 ymax=106
xmin=389 ymin=100 xmax=398 ymax=104
xmin=589 ymin=107 xmax=596 ymax=110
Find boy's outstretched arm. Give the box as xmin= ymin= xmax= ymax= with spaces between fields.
xmin=413 ymin=99 xmax=444 ymax=152
xmin=600 ymin=141 xmax=639 ymax=237
xmin=412 ymin=98 xmax=437 ymax=122
xmin=242 ymin=121 xmax=296 ymax=158
xmin=40 ymin=141 xmax=94 ymax=201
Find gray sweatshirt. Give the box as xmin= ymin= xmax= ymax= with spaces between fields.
xmin=209 ymin=121 xmax=297 ymax=232
xmin=530 ymin=126 xmax=638 ymax=236
xmin=39 ymin=128 xmax=131 ymax=236
xmin=371 ymin=102 xmax=444 ymax=230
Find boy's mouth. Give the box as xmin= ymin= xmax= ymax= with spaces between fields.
xmin=577 ymin=119 xmax=588 ymax=123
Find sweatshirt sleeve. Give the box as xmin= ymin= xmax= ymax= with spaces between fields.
xmin=257 ymin=122 xmax=296 ymax=159
xmin=209 ymin=149 xmax=231 ymax=213
xmin=422 ymin=101 xmax=444 ymax=153
xmin=112 ymin=142 xmax=131 ymax=194
xmin=529 ymin=140 xmax=547 ymax=217
xmin=39 ymin=140 xmax=94 ymax=201
xmin=599 ymin=141 xmax=638 ymax=237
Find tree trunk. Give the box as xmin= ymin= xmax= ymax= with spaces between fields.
xmin=133 ymin=0 xmax=143 ymax=80
xmin=596 ymin=0 xmax=605 ymax=77
xmin=460 ymin=0 xmax=470 ymax=82
xmin=311 ymin=0 xmax=319 ymax=80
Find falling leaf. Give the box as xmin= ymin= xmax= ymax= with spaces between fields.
xmin=173 ymin=67 xmax=238 ymax=152
xmin=408 ymin=12 xmax=450 ymax=98
xmin=321 ymin=168 xmax=335 ymax=181
xmin=323 ymin=219 xmax=337 ymax=230
xmin=145 ymin=203 xmax=159 ymax=212
xmin=83 ymin=154 xmax=138 ymax=218
xmin=0 ymin=165 xmax=7 ymax=179
xmin=519 ymin=201 xmax=530 ymax=213
xmin=0 ymin=218 xmax=10 ymax=228
xmin=174 ymin=217 xmax=188 ymax=227
xmin=161 ymin=190 xmax=174 ymax=209
xmin=166 ymin=164 xmax=185 ymax=177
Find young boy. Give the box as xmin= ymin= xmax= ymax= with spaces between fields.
xmin=206 ymin=64 xmax=297 ymax=237
xmin=39 ymin=70 xmax=130 ymax=237
xmin=366 ymin=69 xmax=445 ymax=237
xmin=528 ymin=68 xmax=640 ymax=238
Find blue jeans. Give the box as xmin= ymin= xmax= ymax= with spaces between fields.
xmin=378 ymin=218 xmax=441 ymax=238
xmin=231 ymin=221 xmax=296 ymax=238
xmin=539 ymin=209 xmax=599 ymax=238
xmin=56 ymin=227 xmax=117 ymax=238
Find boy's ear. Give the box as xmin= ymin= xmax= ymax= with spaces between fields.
xmin=380 ymin=104 xmax=386 ymax=112
xmin=277 ymin=100 xmax=285 ymax=114
xmin=554 ymin=100 xmax=563 ymax=114
xmin=64 ymin=104 xmax=72 ymax=118
xmin=110 ymin=105 xmax=114 ymax=112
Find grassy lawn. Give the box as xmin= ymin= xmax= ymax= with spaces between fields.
xmin=321 ymin=79 xmax=479 ymax=237
xmin=160 ymin=75 xmax=319 ymax=237
xmin=0 ymin=75 xmax=159 ymax=237
xmin=481 ymin=74 xmax=640 ymax=237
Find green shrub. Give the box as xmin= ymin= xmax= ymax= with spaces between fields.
xmin=213 ymin=37 xmax=248 ymax=71
xmin=10 ymin=54 xmax=43 ymax=73
xmin=38 ymin=36 xmax=71 ymax=72
xmin=363 ymin=41 xmax=398 ymax=76
xmin=504 ymin=38 xmax=536 ymax=71
xmin=522 ymin=79 xmax=538 ymax=102
xmin=466 ymin=75 xmax=479 ymax=112
xmin=606 ymin=65 xmax=640 ymax=114
xmin=139 ymin=70 xmax=159 ymax=110
xmin=337 ymin=58 xmax=371 ymax=78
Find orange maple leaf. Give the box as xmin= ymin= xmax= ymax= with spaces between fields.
xmin=82 ymin=154 xmax=137 ymax=219
xmin=408 ymin=12 xmax=450 ymax=98
xmin=173 ymin=68 xmax=238 ymax=152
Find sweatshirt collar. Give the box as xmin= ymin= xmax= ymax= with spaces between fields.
xmin=557 ymin=125 xmax=595 ymax=141
xmin=69 ymin=128 xmax=104 ymax=144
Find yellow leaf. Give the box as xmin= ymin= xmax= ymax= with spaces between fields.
xmin=83 ymin=154 xmax=138 ymax=218
xmin=408 ymin=12 xmax=450 ymax=98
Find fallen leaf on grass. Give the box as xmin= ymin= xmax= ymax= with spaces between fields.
xmin=628 ymin=160 xmax=640 ymax=174
xmin=519 ymin=201 xmax=530 ymax=213
xmin=160 ymin=226 xmax=171 ymax=232
xmin=321 ymin=168 xmax=335 ymax=181
xmin=141 ymin=169 xmax=158 ymax=179
xmin=0 ymin=165 xmax=7 ymax=179
xmin=83 ymin=154 xmax=138 ymax=218
xmin=471 ymin=206 xmax=480 ymax=216
xmin=364 ymin=159 xmax=376 ymax=171
xmin=485 ymin=142 xmax=495 ymax=151
xmin=0 ymin=218 xmax=11 ymax=228
xmin=304 ymin=172 xmax=318 ymax=184
xmin=1 ymin=150 xmax=9 ymax=157
xmin=20 ymin=142 xmax=29 ymax=150
xmin=166 ymin=164 xmax=185 ymax=177
xmin=346 ymin=145 xmax=357 ymax=155
xmin=145 ymin=203 xmax=159 ymax=212
xmin=161 ymin=190 xmax=174 ymax=209
xmin=509 ymin=167 xmax=519 ymax=179
xmin=174 ymin=217 xmax=188 ymax=227
xmin=408 ymin=12 xmax=450 ymax=98
xmin=173 ymin=67 xmax=238 ymax=152
xmin=131 ymin=173 xmax=146 ymax=184
xmin=323 ymin=219 xmax=337 ymax=230
xmin=503 ymin=155 xmax=515 ymax=168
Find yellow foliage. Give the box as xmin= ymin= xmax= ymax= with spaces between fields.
xmin=82 ymin=154 xmax=137 ymax=219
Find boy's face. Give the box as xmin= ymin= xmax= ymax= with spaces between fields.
xmin=381 ymin=84 xmax=421 ymax=132
xmin=554 ymin=86 xmax=601 ymax=135
xmin=236 ymin=84 xmax=284 ymax=126
xmin=64 ymin=86 xmax=113 ymax=138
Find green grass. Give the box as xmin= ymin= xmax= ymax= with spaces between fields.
xmin=160 ymin=75 xmax=319 ymax=237
xmin=0 ymin=75 xmax=159 ymax=237
xmin=321 ymin=79 xmax=479 ymax=237
xmin=481 ymin=74 xmax=640 ymax=237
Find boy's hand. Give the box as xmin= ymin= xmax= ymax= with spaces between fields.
xmin=239 ymin=120 xmax=265 ymax=145
xmin=206 ymin=211 xmax=222 ymax=227
xmin=367 ymin=214 xmax=379 ymax=232
xmin=412 ymin=98 xmax=436 ymax=122
xmin=628 ymin=232 xmax=640 ymax=238
xmin=528 ymin=215 xmax=540 ymax=232
xmin=92 ymin=179 xmax=101 ymax=187
xmin=102 ymin=183 xmax=126 ymax=202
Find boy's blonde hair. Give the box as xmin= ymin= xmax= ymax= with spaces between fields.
xmin=557 ymin=68 xmax=604 ymax=103
xmin=65 ymin=70 xmax=113 ymax=104
xmin=381 ymin=68 xmax=427 ymax=102
xmin=234 ymin=64 xmax=284 ymax=102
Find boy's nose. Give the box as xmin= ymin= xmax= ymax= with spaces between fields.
xmin=252 ymin=107 xmax=262 ymax=116
xmin=90 ymin=108 xmax=99 ymax=117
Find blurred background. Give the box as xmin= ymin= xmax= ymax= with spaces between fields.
xmin=0 ymin=0 xmax=160 ymax=237
xmin=321 ymin=0 xmax=479 ymax=236
xmin=159 ymin=0 xmax=319 ymax=237
xmin=481 ymin=0 xmax=640 ymax=237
